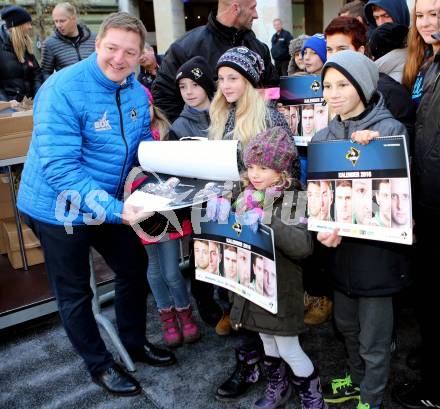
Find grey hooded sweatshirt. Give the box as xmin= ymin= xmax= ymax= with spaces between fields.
xmin=168 ymin=104 xmax=210 ymax=140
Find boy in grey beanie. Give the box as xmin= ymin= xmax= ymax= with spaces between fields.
xmin=321 ymin=50 xmax=379 ymax=106
xmin=312 ymin=49 xmax=409 ymax=409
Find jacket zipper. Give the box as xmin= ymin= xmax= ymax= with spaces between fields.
xmin=115 ymin=88 xmax=128 ymax=198
xmin=74 ymin=45 xmax=82 ymax=62
xmin=343 ymin=122 xmax=349 ymax=140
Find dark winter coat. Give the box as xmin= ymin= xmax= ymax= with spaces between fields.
xmin=230 ymin=192 xmax=312 ymax=336
xmin=271 ymin=29 xmax=293 ymax=62
xmin=40 ymin=24 xmax=96 ymax=80
xmin=0 ymin=25 xmax=43 ymax=102
xmin=378 ymin=73 xmax=416 ymax=146
xmin=168 ymin=104 xmax=210 ymax=140
xmin=152 ymin=13 xmax=279 ymax=122
xmin=312 ymin=93 xmax=411 ymax=296
xmin=413 ymin=51 xmax=440 ymax=216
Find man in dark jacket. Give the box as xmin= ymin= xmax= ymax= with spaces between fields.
xmin=270 ymin=18 xmax=293 ymax=77
xmin=392 ymin=33 xmax=440 ymax=409
xmin=152 ymin=0 xmax=278 ymax=123
xmin=41 ymin=2 xmax=96 ymax=80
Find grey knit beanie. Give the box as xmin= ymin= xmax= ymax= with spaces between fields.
xmin=322 ymin=50 xmax=379 ymax=105
xmin=289 ymin=34 xmax=310 ymax=56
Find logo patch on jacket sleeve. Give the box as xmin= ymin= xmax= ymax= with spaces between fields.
xmin=130 ymin=108 xmax=137 ymax=121
xmin=94 ymin=111 xmax=112 ymax=131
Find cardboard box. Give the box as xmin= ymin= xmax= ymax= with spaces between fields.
xmin=0 ymin=110 xmax=33 ymax=160
xmin=1 ymin=218 xmax=44 ymax=269
xmin=0 ymin=178 xmax=14 ymax=254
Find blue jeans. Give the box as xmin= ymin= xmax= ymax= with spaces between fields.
xmin=145 ymin=240 xmax=190 ymax=310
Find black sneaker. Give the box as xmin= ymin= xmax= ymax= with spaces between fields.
xmin=393 ymin=382 xmax=440 ymax=409
xmin=322 ymin=374 xmax=360 ymax=403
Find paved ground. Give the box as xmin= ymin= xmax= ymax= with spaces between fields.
xmin=0 ymin=288 xmax=420 ymax=409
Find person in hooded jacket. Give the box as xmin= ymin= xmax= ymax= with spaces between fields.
xmin=312 ymin=50 xmax=411 ymax=409
xmin=364 ymin=0 xmax=410 ymax=29
xmin=40 ymin=3 xmax=96 ymax=81
xmin=0 ymin=6 xmax=42 ymax=102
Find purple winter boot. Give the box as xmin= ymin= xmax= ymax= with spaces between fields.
xmin=252 ymin=357 xmax=292 ymax=409
xmin=291 ymin=369 xmax=328 ymax=409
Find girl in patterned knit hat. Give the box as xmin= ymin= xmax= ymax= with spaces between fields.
xmin=227 ymin=126 xmax=327 ymax=409
xmin=210 ymin=47 xmax=301 ymax=404
xmin=208 ymin=46 xmax=299 ymax=178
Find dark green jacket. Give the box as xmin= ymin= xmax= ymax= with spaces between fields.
xmin=230 ymin=191 xmax=313 ymax=336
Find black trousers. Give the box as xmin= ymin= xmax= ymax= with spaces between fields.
xmin=413 ymin=207 xmax=439 ymax=389
xmin=23 ymin=214 xmax=148 ymax=375
xmin=274 ymin=59 xmax=289 ymax=77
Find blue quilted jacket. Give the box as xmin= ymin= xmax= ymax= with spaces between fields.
xmin=17 ymin=52 xmax=152 ymax=225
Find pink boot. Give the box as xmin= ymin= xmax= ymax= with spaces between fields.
xmin=159 ymin=307 xmax=182 ymax=348
xmin=176 ymin=305 xmax=201 ymax=343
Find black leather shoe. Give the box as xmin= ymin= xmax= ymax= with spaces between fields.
xmin=92 ymin=363 xmax=141 ymax=396
xmin=128 ymin=341 xmax=176 ymax=366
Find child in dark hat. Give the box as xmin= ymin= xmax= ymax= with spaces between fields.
xmin=209 ymin=46 xmax=298 ymax=158
xmin=169 ymin=56 xmax=215 ymax=140
xmin=313 ymin=50 xmax=410 ymax=409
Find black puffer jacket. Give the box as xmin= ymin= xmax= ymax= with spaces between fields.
xmin=40 ymin=24 xmax=96 ymax=80
xmin=313 ymin=94 xmax=411 ymax=296
xmin=413 ymin=52 xmax=440 ymax=216
xmin=378 ymin=73 xmax=416 ymax=149
xmin=0 ymin=25 xmax=43 ymax=102
xmin=152 ymin=13 xmax=279 ymax=122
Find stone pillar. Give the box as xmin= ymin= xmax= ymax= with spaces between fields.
xmin=153 ymin=0 xmax=186 ymax=54
xmin=322 ymin=0 xmax=344 ymax=30
xmin=253 ymin=0 xmax=293 ymax=52
xmin=118 ymin=0 xmax=140 ymax=18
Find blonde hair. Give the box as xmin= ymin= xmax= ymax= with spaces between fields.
xmin=9 ymin=24 xmax=33 ymax=63
xmin=208 ymin=78 xmax=267 ymax=146
xmin=151 ymin=104 xmax=171 ymax=140
xmin=402 ymin=0 xmax=435 ymax=91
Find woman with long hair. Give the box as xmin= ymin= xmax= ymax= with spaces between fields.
xmin=0 ymin=6 xmax=43 ymax=102
xmin=402 ymin=0 xmax=440 ymax=105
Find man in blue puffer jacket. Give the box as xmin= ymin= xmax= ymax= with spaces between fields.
xmin=17 ymin=12 xmax=175 ymax=396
